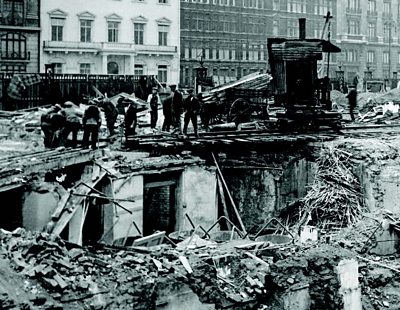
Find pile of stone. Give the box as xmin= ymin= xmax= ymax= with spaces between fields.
xmin=0 ymin=228 xmax=157 ymax=309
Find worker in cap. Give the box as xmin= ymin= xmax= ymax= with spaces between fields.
xmin=98 ymin=97 xmax=118 ymax=137
xmin=82 ymin=102 xmax=102 ymax=149
xmin=124 ymin=97 xmax=138 ymax=137
xmin=183 ymin=88 xmax=200 ymax=137
xmin=147 ymin=87 xmax=161 ymax=132
xmin=170 ymin=84 xmax=183 ymax=134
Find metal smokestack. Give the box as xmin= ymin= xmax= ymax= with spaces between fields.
xmin=299 ymin=18 xmax=306 ymax=40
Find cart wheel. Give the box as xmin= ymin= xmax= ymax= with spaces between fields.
xmin=228 ymin=98 xmax=251 ymax=124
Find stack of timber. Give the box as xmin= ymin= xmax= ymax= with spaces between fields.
xmin=201 ymin=72 xmax=273 ymax=106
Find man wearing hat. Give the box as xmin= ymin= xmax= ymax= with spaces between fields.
xmin=170 ymin=84 xmax=183 ymax=134
xmin=183 ymin=89 xmax=200 ymax=137
xmin=346 ymin=87 xmax=357 ymax=121
xmin=124 ymin=97 xmax=137 ymax=137
xmin=82 ymin=101 xmax=102 ymax=149
xmin=147 ymin=87 xmax=161 ymax=132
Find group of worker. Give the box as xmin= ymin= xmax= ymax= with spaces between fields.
xmin=147 ymin=84 xmax=201 ymax=137
xmin=40 ymin=99 xmax=118 ymax=149
xmin=40 ymin=84 xmax=203 ymax=149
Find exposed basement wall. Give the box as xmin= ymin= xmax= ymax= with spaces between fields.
xmin=113 ymin=175 xmax=144 ymax=241
xmin=222 ymin=158 xmax=316 ymax=229
xmin=22 ymin=183 xmax=63 ymax=231
xmin=180 ymin=166 xmax=217 ymax=231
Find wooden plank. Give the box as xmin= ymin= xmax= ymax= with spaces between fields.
xmin=217 ymin=175 xmax=231 ymax=230
xmin=132 ymin=231 xmax=165 ymax=247
xmin=212 ymin=153 xmax=247 ymax=234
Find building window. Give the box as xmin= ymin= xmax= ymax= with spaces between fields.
xmin=383 ymin=52 xmax=389 ymax=64
xmin=51 ymin=18 xmax=64 ymax=41
xmin=159 ymin=0 xmax=168 ymax=3
xmin=383 ymin=23 xmax=391 ymax=42
xmin=346 ymin=50 xmax=358 ymax=62
xmin=398 ymin=52 xmax=400 ymax=65
xmin=273 ymin=0 xmax=279 ymax=10
xmin=347 ymin=19 xmax=360 ymax=35
xmin=287 ymin=19 xmax=298 ymax=37
xmin=368 ymin=22 xmax=376 ymax=40
xmin=273 ymin=20 xmax=279 ymax=36
xmin=2 ymin=0 xmax=24 ymax=26
xmin=158 ymin=25 xmax=169 ymax=46
xmin=108 ymin=22 xmax=119 ymax=42
xmin=243 ymin=0 xmax=258 ymax=8
xmin=367 ymin=51 xmax=375 ymax=63
xmin=80 ymin=20 xmax=92 ymax=42
xmin=367 ymin=0 xmax=376 ymax=13
xmin=134 ymin=64 xmax=144 ymax=75
xmin=53 ymin=63 xmax=63 ymax=74
xmin=0 ymin=64 xmax=26 ymax=73
xmin=383 ymin=1 xmax=391 ymax=15
xmin=80 ymin=63 xmax=91 ymax=74
xmin=287 ymin=0 xmax=306 ymax=13
xmin=314 ymin=21 xmax=322 ymax=38
xmin=134 ymin=23 xmax=144 ymax=45
xmin=1 ymin=32 xmax=28 ymax=60
xmin=347 ymin=0 xmax=360 ymax=10
xmin=314 ymin=0 xmax=328 ymax=15
xmin=158 ymin=65 xmax=168 ymax=83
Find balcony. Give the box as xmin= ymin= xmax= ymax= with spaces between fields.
xmin=100 ymin=42 xmax=134 ymax=53
xmin=135 ymin=44 xmax=177 ymax=55
xmin=43 ymin=41 xmax=100 ymax=52
xmin=43 ymin=41 xmax=135 ymax=54
xmin=367 ymin=10 xmax=378 ymax=17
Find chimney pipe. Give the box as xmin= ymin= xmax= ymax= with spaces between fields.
xmin=299 ymin=18 xmax=306 ymax=40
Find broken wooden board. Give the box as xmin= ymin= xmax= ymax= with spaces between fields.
xmin=132 ymin=231 xmax=165 ymax=247
xmin=49 ymin=171 xmax=108 ymax=236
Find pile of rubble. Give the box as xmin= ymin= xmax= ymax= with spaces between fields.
xmin=0 ymin=228 xmax=157 ymax=309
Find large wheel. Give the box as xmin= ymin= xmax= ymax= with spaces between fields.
xmin=228 ymin=98 xmax=251 ymax=125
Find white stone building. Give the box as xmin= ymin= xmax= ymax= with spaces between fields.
xmin=40 ymin=0 xmax=180 ymax=84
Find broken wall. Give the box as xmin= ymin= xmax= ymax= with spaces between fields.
xmin=22 ymin=183 xmax=62 ymax=231
xmin=113 ymin=175 xmax=144 ymax=241
xmin=222 ymin=158 xmax=316 ymax=229
xmin=180 ymin=166 xmax=217 ymax=231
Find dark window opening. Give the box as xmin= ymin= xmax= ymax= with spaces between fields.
xmin=3 ymin=0 xmax=24 ymax=26
xmin=1 ymin=32 xmax=29 ymax=60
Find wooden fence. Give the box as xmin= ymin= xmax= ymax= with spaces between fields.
xmin=0 ymin=74 xmax=157 ymax=111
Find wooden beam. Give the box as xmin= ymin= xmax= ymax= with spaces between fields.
xmin=217 ymin=175 xmax=231 ymax=230
xmin=211 ymin=152 xmax=247 ymax=234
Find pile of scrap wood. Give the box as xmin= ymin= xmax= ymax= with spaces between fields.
xmin=299 ymin=146 xmax=363 ymax=229
xmin=201 ymin=72 xmax=272 ymax=107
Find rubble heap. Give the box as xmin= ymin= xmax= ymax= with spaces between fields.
xmin=0 ymin=228 xmax=157 ymax=309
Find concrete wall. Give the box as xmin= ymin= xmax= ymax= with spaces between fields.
xmin=113 ymin=175 xmax=144 ymax=241
xmin=179 ymin=166 xmax=217 ymax=232
xmin=22 ymin=185 xmax=60 ymax=231
xmin=222 ymin=158 xmax=316 ymax=229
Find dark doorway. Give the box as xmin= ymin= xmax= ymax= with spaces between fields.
xmin=107 ymin=61 xmax=119 ymax=74
xmin=0 ymin=187 xmax=23 ymax=231
xmin=143 ymin=175 xmax=178 ymax=236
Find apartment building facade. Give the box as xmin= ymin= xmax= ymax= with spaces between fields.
xmin=336 ymin=0 xmax=400 ymax=83
xmin=0 ymin=0 xmax=41 ymax=73
xmin=41 ymin=0 xmax=180 ymax=84
xmin=180 ymin=0 xmax=337 ymax=87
